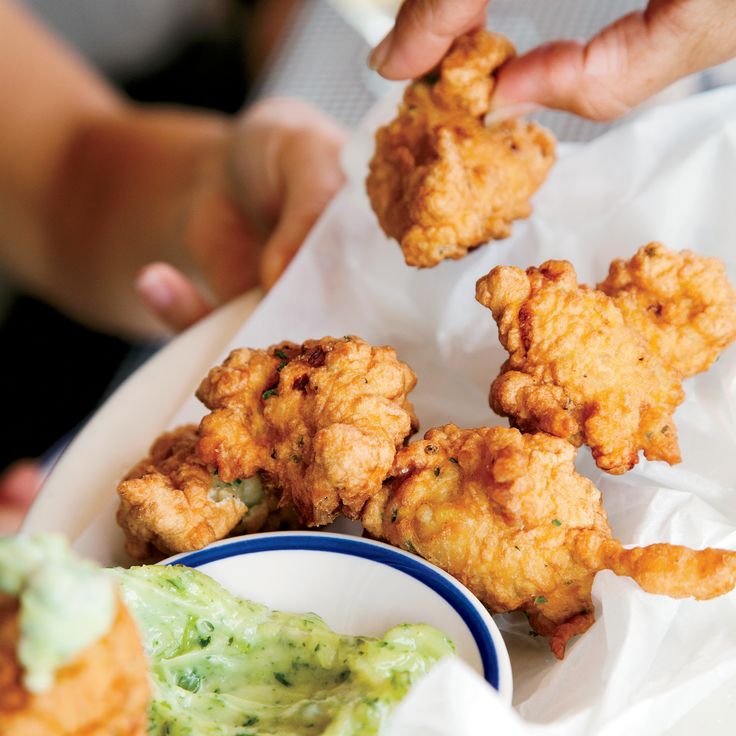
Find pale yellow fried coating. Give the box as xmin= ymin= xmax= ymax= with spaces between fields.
xmin=117 ymin=424 xmax=245 ymax=559
xmin=117 ymin=424 xmax=297 ymax=560
xmin=598 ymin=243 xmax=736 ymax=378
xmin=476 ymin=260 xmax=684 ymax=474
xmin=362 ymin=424 xmax=736 ymax=658
xmin=366 ymin=30 xmax=555 ymax=267
xmin=196 ymin=336 xmax=418 ymax=526
xmin=0 ymin=596 xmax=149 ymax=735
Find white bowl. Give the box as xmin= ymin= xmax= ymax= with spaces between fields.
xmin=163 ymin=531 xmax=513 ymax=702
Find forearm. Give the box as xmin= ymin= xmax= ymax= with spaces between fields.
xmin=0 ymin=2 xmax=259 ymax=337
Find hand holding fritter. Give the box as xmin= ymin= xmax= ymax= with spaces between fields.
xmin=598 ymin=243 xmax=736 ymax=378
xmin=196 ymin=336 xmax=417 ymax=526
xmin=367 ymin=30 xmax=555 ymax=267
xmin=362 ymin=425 xmax=736 ymax=658
xmin=476 ymin=260 xmax=684 ymax=473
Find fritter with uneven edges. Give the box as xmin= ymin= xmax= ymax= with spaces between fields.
xmin=196 ymin=336 xmax=418 ymax=526
xmin=476 ymin=260 xmax=684 ymax=474
xmin=117 ymin=424 xmax=298 ymax=560
xmin=598 ymin=243 xmax=736 ymax=378
xmin=367 ymin=30 xmax=555 ymax=267
xmin=0 ymin=596 xmax=149 ymax=735
xmin=362 ymin=425 xmax=736 ymax=659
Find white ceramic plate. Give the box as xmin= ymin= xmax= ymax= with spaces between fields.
xmin=22 ymin=292 xmax=260 ymax=562
xmin=163 ymin=531 xmax=513 ymax=702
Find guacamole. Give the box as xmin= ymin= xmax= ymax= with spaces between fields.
xmin=114 ymin=565 xmax=454 ymax=736
xmin=0 ymin=534 xmax=116 ymax=693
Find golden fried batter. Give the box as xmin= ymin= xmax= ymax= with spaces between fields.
xmin=362 ymin=425 xmax=736 ymax=658
xmin=476 ymin=260 xmax=684 ymax=474
xmin=366 ymin=30 xmax=555 ymax=267
xmin=117 ymin=424 xmax=296 ymax=560
xmin=196 ymin=336 xmax=418 ymax=526
xmin=0 ymin=596 xmax=149 ymax=735
xmin=598 ymin=243 xmax=736 ymax=378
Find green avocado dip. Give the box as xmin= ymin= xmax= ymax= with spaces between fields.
xmin=0 ymin=534 xmax=116 ymax=694
xmin=113 ymin=565 xmax=454 ymax=736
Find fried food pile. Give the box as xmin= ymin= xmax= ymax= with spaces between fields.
xmin=366 ymin=30 xmax=555 ymax=267
xmin=0 ymin=596 xmax=149 ymax=735
xmin=117 ymin=336 xmax=417 ymax=557
xmin=362 ymin=424 xmax=736 ymax=658
xmin=476 ymin=258 xmax=685 ymax=474
xmin=598 ymin=243 xmax=736 ymax=378
xmin=197 ymin=336 xmax=417 ymax=526
xmin=117 ymin=424 xmax=298 ymax=560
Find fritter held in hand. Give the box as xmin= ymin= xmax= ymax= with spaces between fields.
xmin=117 ymin=424 xmax=295 ymax=560
xmin=196 ymin=336 xmax=418 ymax=526
xmin=362 ymin=425 xmax=736 ymax=659
xmin=366 ymin=29 xmax=555 ymax=267
xmin=598 ymin=242 xmax=736 ymax=378
xmin=476 ymin=260 xmax=684 ymax=474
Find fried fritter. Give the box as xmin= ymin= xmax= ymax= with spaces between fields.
xmin=0 ymin=596 xmax=149 ymax=735
xmin=117 ymin=424 xmax=296 ymax=560
xmin=196 ymin=336 xmax=418 ymax=526
xmin=362 ymin=425 xmax=736 ymax=658
xmin=476 ymin=260 xmax=684 ymax=474
xmin=598 ymin=243 xmax=736 ymax=378
xmin=366 ymin=30 xmax=555 ymax=267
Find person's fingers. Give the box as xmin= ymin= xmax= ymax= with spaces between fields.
xmin=135 ymin=262 xmax=212 ymax=332
xmin=249 ymin=106 xmax=346 ymax=289
xmin=370 ymin=0 xmax=488 ymax=79
xmin=0 ymin=459 xmax=43 ymax=533
xmin=0 ymin=459 xmax=43 ymax=505
xmin=259 ymin=141 xmax=345 ymax=289
xmin=492 ymin=3 xmax=736 ymax=121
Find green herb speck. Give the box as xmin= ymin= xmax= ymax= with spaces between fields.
xmin=274 ymin=672 xmax=292 ymax=687
xmin=551 ymin=519 xmax=562 ymax=527
xmin=262 ymin=388 xmax=278 ymax=400
xmin=275 ymin=349 xmax=289 ymax=360
xmin=535 ymin=596 xmax=548 ymax=605
xmin=177 ymin=669 xmax=202 ymax=693
xmin=449 ymin=457 xmax=458 ymax=464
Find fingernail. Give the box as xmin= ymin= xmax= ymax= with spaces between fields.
xmin=484 ymin=102 xmax=540 ymax=126
xmin=368 ymin=30 xmax=394 ymax=72
xmin=135 ymin=266 xmax=174 ymax=309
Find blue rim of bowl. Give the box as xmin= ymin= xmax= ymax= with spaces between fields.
xmin=167 ymin=532 xmax=502 ymax=692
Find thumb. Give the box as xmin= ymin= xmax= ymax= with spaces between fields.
xmin=370 ymin=0 xmax=488 ymax=79
xmin=492 ymin=7 xmax=735 ymax=122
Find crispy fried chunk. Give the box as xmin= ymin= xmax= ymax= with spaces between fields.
xmin=0 ymin=597 xmax=149 ymax=735
xmin=117 ymin=424 xmax=292 ymax=560
xmin=598 ymin=243 xmax=736 ymax=378
xmin=196 ymin=336 xmax=418 ymax=526
xmin=362 ymin=425 xmax=736 ymax=658
xmin=366 ymin=29 xmax=555 ymax=267
xmin=476 ymin=260 xmax=684 ymax=474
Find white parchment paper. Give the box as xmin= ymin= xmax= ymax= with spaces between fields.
xmin=164 ymin=86 xmax=736 ymax=734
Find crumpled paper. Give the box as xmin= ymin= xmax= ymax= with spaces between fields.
xmin=174 ymin=86 xmax=736 ymax=734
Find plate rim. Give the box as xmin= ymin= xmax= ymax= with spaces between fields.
xmin=163 ymin=530 xmax=513 ymax=702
